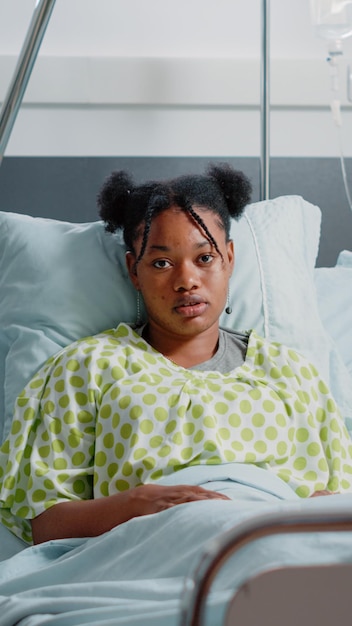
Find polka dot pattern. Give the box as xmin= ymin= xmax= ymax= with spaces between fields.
xmin=1 ymin=323 xmax=352 ymax=544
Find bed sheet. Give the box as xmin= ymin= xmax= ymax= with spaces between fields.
xmin=1 ymin=464 xmax=352 ymax=626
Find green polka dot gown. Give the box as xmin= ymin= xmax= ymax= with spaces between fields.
xmin=1 ymin=323 xmax=352 ymax=543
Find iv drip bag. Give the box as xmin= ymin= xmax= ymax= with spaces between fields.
xmin=310 ymin=0 xmax=352 ymax=41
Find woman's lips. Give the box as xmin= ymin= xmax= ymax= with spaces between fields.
xmin=174 ymin=297 xmax=208 ymax=317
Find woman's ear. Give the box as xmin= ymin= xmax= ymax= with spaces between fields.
xmin=227 ymin=239 xmax=235 ymax=274
xmin=125 ymin=251 xmax=139 ymax=289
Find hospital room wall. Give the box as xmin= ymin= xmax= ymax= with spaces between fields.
xmin=0 ymin=0 xmax=352 ymax=265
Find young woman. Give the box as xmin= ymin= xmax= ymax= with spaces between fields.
xmin=1 ymin=163 xmax=351 ymax=545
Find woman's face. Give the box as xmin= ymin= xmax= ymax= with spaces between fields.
xmin=126 ymin=206 xmax=234 ymax=340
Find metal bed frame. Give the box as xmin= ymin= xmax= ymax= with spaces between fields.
xmin=0 ymin=0 xmax=56 ymax=167
xmin=1 ymin=3 xmax=352 ymax=625
xmin=180 ymin=505 xmax=352 ymax=625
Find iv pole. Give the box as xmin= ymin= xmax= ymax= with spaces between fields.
xmin=0 ymin=0 xmax=56 ymax=166
xmin=260 ymin=0 xmax=270 ymax=200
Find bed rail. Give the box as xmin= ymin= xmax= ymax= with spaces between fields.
xmin=180 ymin=504 xmax=352 ymax=626
xmin=0 ymin=0 xmax=56 ymax=165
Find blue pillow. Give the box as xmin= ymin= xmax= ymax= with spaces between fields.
xmin=0 ymin=214 xmax=137 ymax=443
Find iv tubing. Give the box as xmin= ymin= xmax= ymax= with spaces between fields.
xmin=327 ymin=46 xmax=352 ymax=213
xmin=337 ymin=123 xmax=352 ymax=210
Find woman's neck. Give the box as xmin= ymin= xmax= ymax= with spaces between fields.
xmin=142 ymin=324 xmax=220 ymax=368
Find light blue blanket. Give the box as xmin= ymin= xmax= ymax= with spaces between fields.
xmin=1 ymin=464 xmax=352 ymax=626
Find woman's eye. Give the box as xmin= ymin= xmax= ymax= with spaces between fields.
xmin=153 ymin=259 xmax=171 ymax=269
xmin=199 ymin=254 xmax=213 ymax=264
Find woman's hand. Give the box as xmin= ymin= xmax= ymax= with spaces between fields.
xmin=128 ymin=483 xmax=230 ymax=517
xmin=31 ymin=483 xmax=229 ymax=544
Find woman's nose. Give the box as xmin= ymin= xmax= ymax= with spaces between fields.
xmin=173 ymin=262 xmax=200 ymax=291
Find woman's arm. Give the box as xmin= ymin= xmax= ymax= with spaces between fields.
xmin=31 ymin=483 xmax=230 ymax=544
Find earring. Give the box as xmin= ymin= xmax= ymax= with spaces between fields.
xmin=225 ymin=290 xmax=232 ymax=315
xmin=136 ymin=290 xmax=142 ymax=327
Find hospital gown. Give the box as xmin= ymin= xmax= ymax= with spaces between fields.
xmin=0 ymin=322 xmax=351 ymax=544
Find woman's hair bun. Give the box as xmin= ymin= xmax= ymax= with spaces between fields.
xmin=97 ymin=170 xmax=134 ymax=232
xmin=207 ymin=162 xmax=252 ymax=218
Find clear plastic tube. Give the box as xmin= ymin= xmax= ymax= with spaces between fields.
xmin=336 ymin=122 xmax=352 ymax=211
xmin=325 ymin=52 xmax=352 ymax=212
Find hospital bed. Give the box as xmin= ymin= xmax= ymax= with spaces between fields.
xmin=1 ymin=2 xmax=352 ymax=626
xmin=1 ymin=199 xmax=352 ymax=626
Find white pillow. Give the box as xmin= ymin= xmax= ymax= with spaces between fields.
xmin=315 ymin=250 xmax=352 ymax=379
xmin=314 ymin=250 xmax=352 ymax=434
xmin=1 ymin=197 xmax=351 ymax=443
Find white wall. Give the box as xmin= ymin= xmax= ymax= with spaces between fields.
xmin=1 ymin=0 xmax=352 ymax=156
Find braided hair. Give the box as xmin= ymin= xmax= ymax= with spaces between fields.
xmin=97 ymin=162 xmax=252 ymax=263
